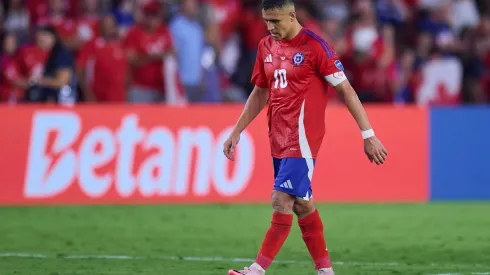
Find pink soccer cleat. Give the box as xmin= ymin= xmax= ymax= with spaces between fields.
xmin=318 ymin=268 xmax=335 ymax=275
xmin=228 ymin=264 xmax=265 ymax=275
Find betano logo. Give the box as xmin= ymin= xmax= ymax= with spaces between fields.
xmin=24 ymin=112 xmax=255 ymax=199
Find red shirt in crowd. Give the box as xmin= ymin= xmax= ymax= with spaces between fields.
xmin=124 ymin=24 xmax=174 ymax=92
xmin=0 ymin=56 xmax=22 ymax=102
xmin=37 ymin=15 xmax=78 ymax=40
xmin=16 ymin=45 xmax=49 ymax=79
xmin=206 ymin=0 xmax=241 ymax=42
xmin=25 ymin=0 xmax=48 ymax=24
xmin=241 ymin=8 xmax=269 ymax=51
xmin=77 ymin=38 xmax=128 ymax=102
xmin=26 ymin=0 xmax=80 ymax=22
xmin=342 ymin=55 xmax=397 ymax=102
xmin=76 ymin=15 xmax=101 ymax=45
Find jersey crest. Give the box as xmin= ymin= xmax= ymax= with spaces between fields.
xmin=334 ymin=60 xmax=344 ymax=71
xmin=292 ymin=52 xmax=305 ymax=66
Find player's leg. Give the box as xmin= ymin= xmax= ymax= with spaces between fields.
xmin=294 ymin=198 xmax=334 ymax=275
xmin=229 ymin=190 xmax=295 ymax=275
xmin=291 ymin=157 xmax=334 ymax=275
xmin=228 ymin=158 xmax=296 ymax=275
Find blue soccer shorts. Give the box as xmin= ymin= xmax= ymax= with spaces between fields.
xmin=272 ymin=157 xmax=316 ymax=200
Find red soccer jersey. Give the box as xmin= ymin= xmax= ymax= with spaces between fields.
xmin=77 ymin=38 xmax=127 ymax=102
xmin=124 ymin=25 xmax=174 ymax=92
xmin=251 ymin=28 xmax=347 ymax=159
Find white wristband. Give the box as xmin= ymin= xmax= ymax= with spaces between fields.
xmin=362 ymin=129 xmax=375 ymax=139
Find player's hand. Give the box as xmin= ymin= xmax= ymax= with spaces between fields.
xmin=223 ymin=131 xmax=240 ymax=161
xmin=364 ymin=136 xmax=388 ymax=165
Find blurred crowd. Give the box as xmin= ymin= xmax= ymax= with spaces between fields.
xmin=1 ymin=0 xmax=490 ymax=105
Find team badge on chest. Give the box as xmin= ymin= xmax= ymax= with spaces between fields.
xmin=292 ymin=52 xmax=305 ymax=66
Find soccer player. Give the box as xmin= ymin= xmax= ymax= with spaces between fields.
xmin=222 ymin=0 xmax=388 ymax=275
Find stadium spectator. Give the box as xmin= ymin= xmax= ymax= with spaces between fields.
xmin=169 ymin=0 xmax=205 ymax=102
xmin=75 ymin=0 xmax=101 ymax=47
xmin=124 ymin=1 xmax=181 ymax=103
xmin=295 ymin=2 xmax=323 ymax=36
xmin=25 ymin=25 xmax=77 ymax=104
xmin=199 ymin=0 xmax=224 ymax=102
xmin=232 ymin=3 xmax=268 ymax=94
xmin=0 ymin=32 xmax=22 ymax=103
xmin=77 ymin=15 xmax=127 ymax=103
xmin=205 ymin=0 xmax=241 ymax=82
xmin=1 ymin=0 xmax=489 ymax=105
xmin=25 ymin=0 xmax=48 ymax=26
xmin=3 ymin=0 xmax=30 ymax=45
xmin=112 ymin=0 xmax=135 ymax=38
xmin=36 ymin=0 xmax=79 ymax=51
xmin=15 ymin=27 xmax=49 ymax=93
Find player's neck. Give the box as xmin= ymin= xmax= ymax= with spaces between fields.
xmin=284 ymin=23 xmax=303 ymax=41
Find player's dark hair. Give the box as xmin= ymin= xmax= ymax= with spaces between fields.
xmin=261 ymin=0 xmax=295 ymax=10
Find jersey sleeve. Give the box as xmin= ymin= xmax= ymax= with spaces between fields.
xmin=315 ymin=41 xmax=348 ymax=87
xmin=251 ymin=40 xmax=268 ymax=88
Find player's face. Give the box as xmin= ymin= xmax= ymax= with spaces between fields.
xmin=262 ymin=7 xmax=296 ymax=41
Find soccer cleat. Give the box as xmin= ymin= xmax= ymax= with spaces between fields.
xmin=228 ymin=265 xmax=265 ymax=275
xmin=318 ymin=267 xmax=335 ymax=275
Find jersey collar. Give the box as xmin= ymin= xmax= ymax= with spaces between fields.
xmin=279 ymin=27 xmax=305 ymax=46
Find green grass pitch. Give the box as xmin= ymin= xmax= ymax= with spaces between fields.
xmin=0 ymin=203 xmax=489 ymax=275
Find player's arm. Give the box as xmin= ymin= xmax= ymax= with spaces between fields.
xmin=333 ymin=79 xmax=388 ymax=165
xmin=334 ymin=80 xmax=372 ymax=133
xmin=233 ymin=85 xmax=269 ymax=135
xmin=223 ymin=85 xmax=269 ymax=161
xmin=317 ymin=41 xmax=388 ymax=164
xmin=224 ymin=40 xmax=269 ymax=161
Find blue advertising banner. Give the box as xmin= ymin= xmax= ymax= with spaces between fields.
xmin=430 ymin=107 xmax=490 ymax=200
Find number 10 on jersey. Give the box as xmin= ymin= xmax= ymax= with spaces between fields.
xmin=274 ymin=69 xmax=288 ymax=89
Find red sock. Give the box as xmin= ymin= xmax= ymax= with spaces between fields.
xmin=255 ymin=212 xmax=293 ymax=270
xmin=298 ymin=209 xmax=332 ymax=270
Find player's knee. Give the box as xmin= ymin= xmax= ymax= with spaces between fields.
xmin=293 ymin=199 xmax=315 ymax=219
xmin=271 ymin=190 xmax=295 ymax=214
